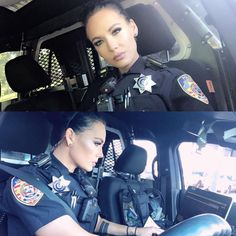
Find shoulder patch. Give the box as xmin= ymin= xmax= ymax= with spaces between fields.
xmin=11 ymin=177 xmax=44 ymax=206
xmin=177 ymin=74 xmax=209 ymax=104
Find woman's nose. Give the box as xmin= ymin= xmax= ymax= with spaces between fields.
xmin=106 ymin=37 xmax=118 ymax=51
xmin=97 ymin=148 xmax=104 ymax=159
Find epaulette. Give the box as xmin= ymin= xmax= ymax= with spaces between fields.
xmin=29 ymin=153 xmax=51 ymax=168
xmin=145 ymin=56 xmax=167 ymax=70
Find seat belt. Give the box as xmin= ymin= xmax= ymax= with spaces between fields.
xmin=0 ymin=163 xmax=78 ymax=222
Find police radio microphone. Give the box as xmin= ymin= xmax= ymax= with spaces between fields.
xmin=96 ymin=76 xmax=117 ymax=111
xmin=76 ymin=169 xmax=97 ymax=197
xmin=82 ymin=178 xmax=97 ymax=198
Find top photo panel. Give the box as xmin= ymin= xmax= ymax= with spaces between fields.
xmin=0 ymin=0 xmax=235 ymax=111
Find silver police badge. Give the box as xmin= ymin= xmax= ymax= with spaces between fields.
xmin=133 ymin=74 xmax=156 ymax=94
xmin=48 ymin=175 xmax=71 ymax=194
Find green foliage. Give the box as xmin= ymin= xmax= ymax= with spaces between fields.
xmin=0 ymin=52 xmax=19 ymax=100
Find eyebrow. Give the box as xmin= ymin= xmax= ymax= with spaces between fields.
xmin=91 ymin=23 xmax=121 ymax=43
xmin=108 ymin=23 xmax=121 ymax=33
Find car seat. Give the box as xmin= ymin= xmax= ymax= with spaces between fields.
xmin=4 ymin=55 xmax=74 ymax=111
xmin=98 ymin=144 xmax=148 ymax=224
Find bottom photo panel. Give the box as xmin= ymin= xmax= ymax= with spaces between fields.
xmin=0 ymin=112 xmax=236 ymax=236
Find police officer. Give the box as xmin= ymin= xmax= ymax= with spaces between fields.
xmin=81 ymin=0 xmax=212 ymax=112
xmin=3 ymin=113 xmax=162 ymax=236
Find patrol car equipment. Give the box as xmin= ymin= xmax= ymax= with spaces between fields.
xmin=78 ymin=197 xmax=98 ymax=222
xmin=28 ymin=153 xmax=51 ymax=168
xmin=96 ymin=94 xmax=114 ymax=112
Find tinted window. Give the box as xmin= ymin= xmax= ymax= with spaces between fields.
xmin=179 ymin=142 xmax=236 ymax=201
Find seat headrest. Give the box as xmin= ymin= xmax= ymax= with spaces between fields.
xmin=0 ymin=112 xmax=51 ymax=155
xmin=114 ymin=144 xmax=147 ymax=175
xmin=126 ymin=4 xmax=176 ymax=56
xmin=5 ymin=55 xmax=51 ymax=93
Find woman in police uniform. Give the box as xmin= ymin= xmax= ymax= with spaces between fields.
xmin=81 ymin=0 xmax=212 ymax=111
xmin=3 ymin=113 xmax=162 ymax=236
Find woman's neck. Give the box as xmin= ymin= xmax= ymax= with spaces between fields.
xmin=119 ymin=53 xmax=139 ymax=74
xmin=53 ymin=145 xmax=76 ymax=173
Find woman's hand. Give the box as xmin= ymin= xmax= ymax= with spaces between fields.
xmin=135 ymin=226 xmax=164 ymax=236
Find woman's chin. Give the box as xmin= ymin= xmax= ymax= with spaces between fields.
xmin=86 ymin=166 xmax=93 ymax=172
xmin=113 ymin=61 xmax=130 ymax=72
xmin=112 ymin=57 xmax=137 ymax=72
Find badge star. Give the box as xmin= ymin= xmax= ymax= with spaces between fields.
xmin=133 ymin=74 xmax=156 ymax=94
xmin=48 ymin=176 xmax=71 ymax=193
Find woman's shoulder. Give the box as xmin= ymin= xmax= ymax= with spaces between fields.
xmin=144 ymin=57 xmax=185 ymax=79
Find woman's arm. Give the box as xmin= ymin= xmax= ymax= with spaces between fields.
xmin=95 ymin=216 xmax=163 ymax=236
xmin=36 ymin=215 xmax=98 ymax=236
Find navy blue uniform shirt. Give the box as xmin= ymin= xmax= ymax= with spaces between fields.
xmin=111 ymin=57 xmax=212 ymax=111
xmin=3 ymin=154 xmax=100 ymax=236
xmin=80 ymin=57 xmax=213 ymax=111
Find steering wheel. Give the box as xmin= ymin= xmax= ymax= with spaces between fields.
xmin=160 ymin=213 xmax=231 ymax=236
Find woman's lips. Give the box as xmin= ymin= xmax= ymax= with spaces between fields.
xmin=113 ymin=52 xmax=125 ymax=61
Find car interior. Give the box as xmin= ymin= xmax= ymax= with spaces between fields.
xmin=0 ymin=112 xmax=236 ymax=235
xmin=0 ymin=0 xmax=236 ymax=111
xmin=0 ymin=1 xmax=236 ymax=236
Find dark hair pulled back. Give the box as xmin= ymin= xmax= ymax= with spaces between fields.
xmin=66 ymin=113 xmax=106 ymax=134
xmin=82 ymin=0 xmax=130 ymax=26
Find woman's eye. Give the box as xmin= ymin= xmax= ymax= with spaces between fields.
xmin=112 ymin=27 xmax=121 ymax=36
xmin=94 ymin=40 xmax=103 ymax=47
xmin=94 ymin=141 xmax=102 ymax=147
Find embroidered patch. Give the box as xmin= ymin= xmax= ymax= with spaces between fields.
xmin=11 ymin=177 xmax=44 ymax=206
xmin=177 ymin=74 xmax=209 ymax=104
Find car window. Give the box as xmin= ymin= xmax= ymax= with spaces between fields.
xmin=179 ymin=142 xmax=236 ymax=202
xmin=187 ymin=0 xmax=220 ymax=39
xmin=0 ymin=149 xmax=32 ymax=165
xmin=0 ymin=52 xmax=20 ymax=103
xmin=4 ymin=0 xmax=32 ymax=11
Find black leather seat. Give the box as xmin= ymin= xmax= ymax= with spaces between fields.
xmin=4 ymin=55 xmax=73 ymax=111
xmin=126 ymin=4 xmax=176 ymax=57
xmin=126 ymin=4 xmax=217 ymax=110
xmin=98 ymin=144 xmax=148 ymax=224
xmin=0 ymin=112 xmax=51 ymax=236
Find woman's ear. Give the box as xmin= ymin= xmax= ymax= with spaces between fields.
xmin=129 ymin=18 xmax=138 ymax=38
xmin=65 ymin=128 xmax=75 ymax=146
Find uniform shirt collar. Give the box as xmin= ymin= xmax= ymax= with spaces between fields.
xmin=127 ymin=56 xmax=146 ymax=74
xmin=50 ymin=153 xmax=71 ymax=176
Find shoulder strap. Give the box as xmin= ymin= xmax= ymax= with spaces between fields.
xmin=0 ymin=163 xmax=78 ymax=222
xmin=145 ymin=56 xmax=167 ymax=70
